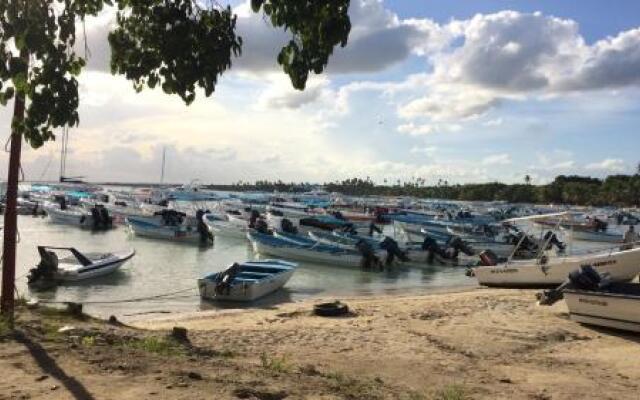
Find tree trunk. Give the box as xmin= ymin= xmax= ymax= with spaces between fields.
xmin=0 ymin=53 xmax=27 ymax=325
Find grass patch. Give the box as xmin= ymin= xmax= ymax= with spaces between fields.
xmin=0 ymin=316 xmax=11 ymax=338
xmin=260 ymin=352 xmax=292 ymax=374
xmin=122 ymin=336 xmax=185 ymax=356
xmin=434 ymin=384 xmax=466 ymax=400
xmin=324 ymin=370 xmax=384 ymax=400
xmin=81 ymin=335 xmax=96 ymax=347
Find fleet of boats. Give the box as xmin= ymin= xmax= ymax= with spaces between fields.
xmin=4 ymin=181 xmax=640 ymax=332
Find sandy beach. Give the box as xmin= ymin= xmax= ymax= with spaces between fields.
xmin=1 ymin=288 xmax=639 ymax=399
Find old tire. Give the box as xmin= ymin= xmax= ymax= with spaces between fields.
xmin=314 ymin=301 xmax=349 ymax=317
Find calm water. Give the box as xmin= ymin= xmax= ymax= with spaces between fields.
xmin=11 ymin=216 xmax=476 ymax=320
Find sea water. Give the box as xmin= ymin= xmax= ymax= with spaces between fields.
xmin=10 ymin=216 xmax=479 ymax=319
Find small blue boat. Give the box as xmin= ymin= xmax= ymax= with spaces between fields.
xmin=198 ymin=260 xmax=297 ymax=301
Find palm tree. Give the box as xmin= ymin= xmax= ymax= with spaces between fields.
xmin=524 ymin=175 xmax=531 ymax=185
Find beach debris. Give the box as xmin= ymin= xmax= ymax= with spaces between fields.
xmin=171 ymin=326 xmax=189 ymax=343
xmin=187 ymin=371 xmax=203 ymax=380
xmin=232 ymin=387 xmax=288 ymax=400
xmin=57 ymin=325 xmax=77 ymax=334
xmin=65 ymin=302 xmax=83 ymax=317
xmin=35 ymin=375 xmax=48 ymax=382
xmin=313 ymin=301 xmax=350 ymax=317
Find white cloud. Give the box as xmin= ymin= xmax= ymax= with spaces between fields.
xmin=585 ymin=158 xmax=626 ymax=173
xmin=398 ymin=123 xmax=435 ymax=136
xmin=483 ymin=118 xmax=504 ymax=127
xmin=410 ymin=145 xmax=438 ymax=155
xmin=481 ymin=153 xmax=512 ymax=166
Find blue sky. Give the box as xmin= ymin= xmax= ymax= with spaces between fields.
xmin=1 ymin=0 xmax=639 ymax=184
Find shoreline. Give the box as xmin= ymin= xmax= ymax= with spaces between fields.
xmin=2 ymin=286 xmax=639 ymax=399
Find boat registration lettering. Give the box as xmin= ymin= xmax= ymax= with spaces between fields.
xmin=582 ymin=259 xmax=616 ymax=268
xmin=578 ymin=298 xmax=608 ymax=307
xmin=490 ymin=268 xmax=518 ymax=274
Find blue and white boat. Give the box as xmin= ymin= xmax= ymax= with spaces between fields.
xmin=198 ymin=260 xmax=297 ymax=301
xmin=248 ymin=231 xmax=367 ymax=267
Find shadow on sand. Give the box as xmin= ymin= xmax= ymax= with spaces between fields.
xmin=14 ymin=331 xmax=95 ymax=400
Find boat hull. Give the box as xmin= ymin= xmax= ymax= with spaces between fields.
xmin=566 ymin=229 xmax=623 ymax=243
xmin=56 ymin=250 xmax=135 ymax=282
xmin=564 ymin=289 xmax=640 ymax=333
xmin=473 ymin=247 xmax=640 ymax=287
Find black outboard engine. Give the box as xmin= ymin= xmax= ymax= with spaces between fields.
xmin=538 ymin=265 xmax=608 ymax=305
xmin=333 ymin=211 xmax=345 ymax=220
xmin=368 ymin=222 xmax=382 ymax=237
xmin=447 ymin=236 xmax=474 ymax=257
xmin=255 ymin=218 xmax=270 ymax=234
xmin=196 ymin=209 xmax=213 ymax=244
xmin=249 ymin=210 xmax=260 ymax=228
xmin=356 ymin=239 xmax=381 ymax=270
xmin=544 ymin=231 xmax=565 ymax=252
xmin=281 ymin=218 xmax=298 ymax=234
xmin=421 ymin=236 xmax=446 ymax=263
xmin=215 ymin=263 xmax=241 ymax=295
xmin=379 ymin=237 xmax=409 ymax=264
xmin=342 ymin=223 xmax=358 ymax=235
xmin=27 ymin=250 xmax=59 ymax=288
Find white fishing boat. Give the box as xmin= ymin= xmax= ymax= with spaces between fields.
xmin=43 ymin=202 xmax=113 ymax=229
xmin=205 ymin=218 xmax=250 ymax=240
xmin=198 ymin=260 xmax=297 ymax=301
xmin=248 ymin=231 xmax=366 ymax=268
xmin=563 ymin=228 xmax=623 ymax=243
xmin=126 ymin=210 xmax=213 ymax=244
xmin=27 ymin=246 xmax=135 ymax=288
xmin=564 ymin=284 xmax=640 ymax=332
xmin=471 ymin=213 xmax=640 ymax=287
xmin=538 ymin=266 xmax=640 ymax=333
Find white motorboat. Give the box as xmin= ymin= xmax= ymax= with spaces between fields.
xmin=27 ymin=246 xmax=135 ymax=288
xmin=43 ymin=202 xmax=113 ymax=230
xmin=472 ymin=247 xmax=640 ymax=287
xmin=127 ymin=210 xmax=213 ymax=244
xmin=198 ymin=260 xmax=297 ymax=301
xmin=538 ymin=265 xmax=640 ymax=333
xmin=205 ymin=218 xmax=250 ymax=240
xmin=563 ymin=228 xmax=623 ymax=243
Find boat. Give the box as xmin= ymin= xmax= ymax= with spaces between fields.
xmin=471 ymin=213 xmax=640 ymax=287
xmin=126 ymin=209 xmax=213 ymax=244
xmin=43 ymin=202 xmax=113 ymax=230
xmin=248 ymin=231 xmax=369 ymax=268
xmin=538 ymin=266 xmax=640 ymax=333
xmin=198 ymin=260 xmax=297 ymax=301
xmin=27 ymin=246 xmax=135 ymax=288
xmin=205 ymin=218 xmax=250 ymax=239
xmin=563 ymin=228 xmax=623 ymax=243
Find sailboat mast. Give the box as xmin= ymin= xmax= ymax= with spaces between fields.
xmin=59 ymin=126 xmax=68 ymax=182
xmin=160 ymin=146 xmax=166 ymax=184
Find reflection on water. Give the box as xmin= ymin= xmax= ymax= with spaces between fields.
xmin=13 ymin=216 xmax=475 ymax=319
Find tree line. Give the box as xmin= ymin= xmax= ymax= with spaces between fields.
xmin=204 ymin=174 xmax=640 ymax=207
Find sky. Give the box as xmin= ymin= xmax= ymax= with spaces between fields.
xmin=1 ymin=0 xmax=640 ymax=185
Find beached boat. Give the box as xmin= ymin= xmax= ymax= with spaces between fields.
xmin=472 ymin=244 xmax=640 ymax=287
xmin=198 ymin=260 xmax=297 ymax=301
xmin=27 ymin=246 xmax=135 ymax=288
xmin=563 ymin=284 xmax=640 ymax=332
xmin=538 ymin=265 xmax=640 ymax=333
xmin=127 ymin=210 xmax=213 ymax=244
xmin=248 ymin=231 xmax=367 ymax=267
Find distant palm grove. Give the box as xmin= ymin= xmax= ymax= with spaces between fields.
xmin=205 ymin=173 xmax=640 ymax=207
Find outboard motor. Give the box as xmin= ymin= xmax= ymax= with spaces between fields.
xmin=356 ymin=239 xmax=381 ymax=270
xmin=196 ymin=209 xmax=213 ymax=244
xmin=342 ymin=223 xmax=358 ymax=235
xmin=544 ymin=231 xmax=565 ymax=252
xmin=368 ymin=222 xmax=382 ymax=237
xmin=421 ymin=236 xmax=446 ymax=264
xmin=90 ymin=206 xmax=102 ymax=229
xmin=249 ymin=210 xmax=260 ymax=228
xmin=538 ymin=265 xmax=609 ymax=305
xmin=333 ymin=211 xmax=345 ymax=220
xmin=27 ymin=250 xmax=59 ymax=288
xmin=281 ymin=218 xmax=298 ymax=235
xmin=255 ymin=218 xmax=271 ymax=234
xmin=478 ymin=249 xmax=499 ymax=266
xmin=447 ymin=236 xmax=474 ymax=257
xmin=379 ymin=237 xmax=409 ymax=264
xmin=215 ymin=263 xmax=241 ymax=295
